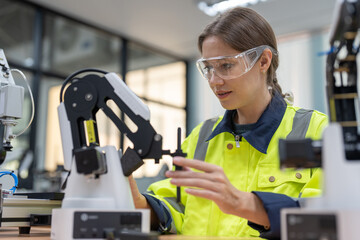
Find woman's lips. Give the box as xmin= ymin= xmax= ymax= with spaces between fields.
xmin=216 ymin=91 xmax=232 ymax=99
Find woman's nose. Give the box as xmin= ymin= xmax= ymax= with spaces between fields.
xmin=208 ymin=70 xmax=225 ymax=86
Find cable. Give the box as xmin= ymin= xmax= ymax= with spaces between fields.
xmin=0 ymin=170 xmax=18 ymax=193
xmin=59 ymin=68 xmax=108 ymax=103
xmin=9 ymin=69 xmax=35 ymax=138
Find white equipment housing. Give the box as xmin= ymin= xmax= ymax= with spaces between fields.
xmin=281 ymin=124 xmax=360 ymax=240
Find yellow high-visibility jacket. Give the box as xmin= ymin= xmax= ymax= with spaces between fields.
xmin=144 ymin=93 xmax=328 ymax=238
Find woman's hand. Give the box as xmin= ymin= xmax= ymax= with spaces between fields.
xmin=165 ymin=157 xmax=270 ymax=227
xmin=128 ymin=175 xmax=160 ymax=228
xmin=128 ymin=174 xmax=148 ymax=209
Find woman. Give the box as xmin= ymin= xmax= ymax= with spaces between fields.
xmin=130 ymin=7 xmax=327 ymax=239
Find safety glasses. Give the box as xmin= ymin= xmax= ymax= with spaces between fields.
xmin=196 ymin=45 xmax=277 ymax=81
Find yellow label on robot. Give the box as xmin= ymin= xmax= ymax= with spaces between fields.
xmin=329 ymin=98 xmax=337 ymax=122
xmin=85 ymin=120 xmax=96 ymax=144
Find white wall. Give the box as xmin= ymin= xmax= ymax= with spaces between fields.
xmin=277 ymin=31 xmax=329 ymax=114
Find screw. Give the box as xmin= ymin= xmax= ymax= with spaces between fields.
xmin=72 ymin=103 xmax=77 ymax=108
xmin=85 ymin=93 xmax=93 ymax=101
xmin=154 ymin=134 xmax=162 ymax=141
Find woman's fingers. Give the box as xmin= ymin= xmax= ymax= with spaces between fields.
xmin=185 ymin=188 xmax=219 ymax=201
xmin=173 ymin=157 xmax=222 ymax=173
xmin=128 ymin=175 xmax=148 ymax=209
xmin=166 ymin=169 xmax=208 ymax=179
xmin=170 ymin=178 xmax=220 ymax=192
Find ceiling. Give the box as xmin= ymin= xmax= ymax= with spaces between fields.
xmin=26 ymin=0 xmax=338 ymax=60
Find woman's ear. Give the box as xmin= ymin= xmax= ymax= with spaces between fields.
xmin=259 ymin=49 xmax=272 ymax=72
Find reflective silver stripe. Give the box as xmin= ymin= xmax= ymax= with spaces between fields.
xmin=287 ymin=109 xmax=315 ymax=200
xmin=193 ymin=117 xmax=218 ymax=161
xmin=286 ymin=109 xmax=314 ymax=140
xmin=164 ymin=197 xmax=185 ymax=214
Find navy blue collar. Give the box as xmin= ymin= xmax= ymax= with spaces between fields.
xmin=207 ymin=92 xmax=287 ymax=154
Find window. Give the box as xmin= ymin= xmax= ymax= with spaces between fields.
xmin=0 ymin=0 xmax=35 ymax=66
xmin=42 ymin=13 xmax=122 ymax=75
xmin=126 ymin=43 xmax=187 ymax=180
xmin=126 ymin=64 xmax=186 ymax=178
xmin=0 ymin=0 xmax=187 ymax=192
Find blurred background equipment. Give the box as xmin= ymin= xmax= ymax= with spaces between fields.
xmin=0 ymin=48 xmax=61 ymax=234
xmin=0 ymin=49 xmax=24 ymax=165
xmin=281 ymin=0 xmax=360 ymax=239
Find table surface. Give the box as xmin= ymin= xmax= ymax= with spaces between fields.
xmin=0 ymin=227 xmax=51 ymax=240
xmin=0 ymin=227 xmax=261 ymax=240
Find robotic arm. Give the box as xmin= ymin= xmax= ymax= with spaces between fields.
xmin=0 ymin=49 xmax=24 ymax=164
xmin=53 ymin=68 xmax=185 ymax=239
xmin=326 ymin=0 xmax=360 ymax=160
xmin=58 ymin=69 xmax=169 ymax=178
xmin=279 ymin=0 xmax=360 ymax=166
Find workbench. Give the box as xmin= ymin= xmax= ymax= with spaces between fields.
xmin=0 ymin=227 xmax=262 ymax=240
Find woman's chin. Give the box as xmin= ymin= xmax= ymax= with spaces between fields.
xmin=219 ymin=101 xmax=237 ymax=110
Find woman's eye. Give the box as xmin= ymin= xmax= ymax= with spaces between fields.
xmin=204 ymin=66 xmax=212 ymax=73
xmin=221 ymin=63 xmax=234 ymax=70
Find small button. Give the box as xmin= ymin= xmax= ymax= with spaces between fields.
xmin=295 ymin=172 xmax=302 ymax=179
xmin=227 ymin=143 xmax=233 ymax=150
xmin=269 ymin=176 xmax=275 ymax=182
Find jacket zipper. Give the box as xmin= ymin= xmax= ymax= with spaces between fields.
xmin=234 ymin=134 xmax=241 ymax=148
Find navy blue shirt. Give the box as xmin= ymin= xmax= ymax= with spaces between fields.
xmin=208 ymin=91 xmax=287 ymax=154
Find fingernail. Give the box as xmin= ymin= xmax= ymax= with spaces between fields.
xmin=173 ymin=157 xmax=181 ymax=163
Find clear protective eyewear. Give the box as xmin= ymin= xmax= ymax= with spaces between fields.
xmin=196 ymin=45 xmax=277 ymax=81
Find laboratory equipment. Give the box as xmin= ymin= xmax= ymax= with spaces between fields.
xmin=51 ymin=69 xmax=184 ymax=239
